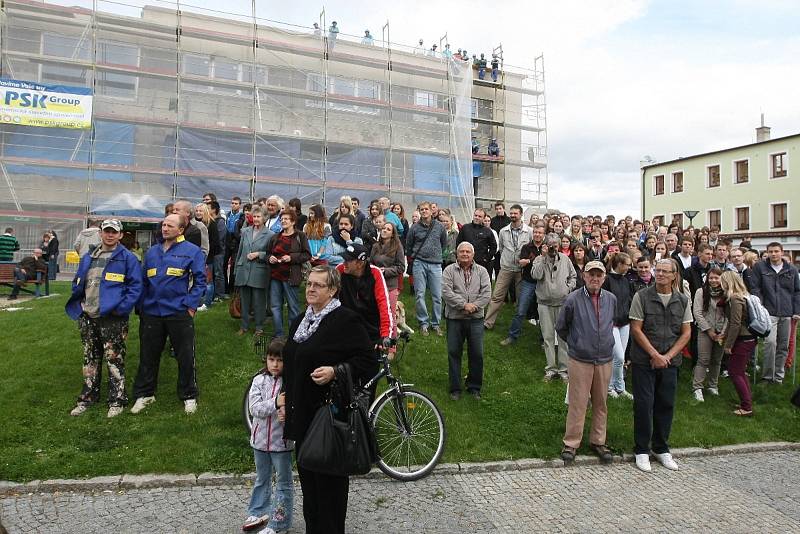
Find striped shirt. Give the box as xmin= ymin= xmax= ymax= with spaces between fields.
xmin=0 ymin=233 xmax=20 ymax=261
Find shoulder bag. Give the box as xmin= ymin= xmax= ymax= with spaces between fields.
xmin=297 ymin=363 xmax=376 ymax=476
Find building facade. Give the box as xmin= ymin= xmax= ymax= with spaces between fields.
xmin=641 ymin=130 xmax=798 ymax=256
xmin=0 ymin=0 xmax=547 ymax=266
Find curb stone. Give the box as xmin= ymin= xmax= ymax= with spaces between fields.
xmin=1 ymin=441 xmax=797 ymax=496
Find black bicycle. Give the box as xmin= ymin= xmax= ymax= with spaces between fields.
xmin=243 ymin=332 xmax=446 ymax=481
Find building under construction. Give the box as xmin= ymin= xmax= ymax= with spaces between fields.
xmin=0 ymin=0 xmax=547 ymax=264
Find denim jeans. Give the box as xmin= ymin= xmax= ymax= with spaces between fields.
xmin=270 ymin=279 xmax=301 ymax=337
xmin=508 ymin=279 xmax=537 ymax=339
xmin=47 ymin=256 xmax=58 ymax=280
xmin=478 ymin=67 xmax=486 ymax=80
xmin=413 ymin=260 xmax=442 ymax=329
xmin=609 ymin=324 xmax=630 ymax=393
xmin=203 ymin=264 xmax=215 ymax=307
xmin=763 ymin=315 xmax=791 ymax=382
xmin=212 ymin=254 xmax=226 ymax=298
xmin=447 ymin=318 xmax=484 ymax=393
xmin=249 ymin=449 xmax=293 ymax=531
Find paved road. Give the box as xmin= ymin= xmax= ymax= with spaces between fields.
xmin=2 ymin=450 xmax=798 ymax=533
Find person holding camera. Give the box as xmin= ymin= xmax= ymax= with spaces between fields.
xmin=531 ymin=233 xmax=577 ymax=381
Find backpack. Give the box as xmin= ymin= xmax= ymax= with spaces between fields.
xmin=744 ymin=294 xmax=771 ymax=338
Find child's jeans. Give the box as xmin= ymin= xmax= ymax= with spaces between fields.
xmin=248 ymin=449 xmax=293 ymax=531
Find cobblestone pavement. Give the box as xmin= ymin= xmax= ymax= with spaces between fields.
xmin=2 ymin=450 xmax=798 ymax=533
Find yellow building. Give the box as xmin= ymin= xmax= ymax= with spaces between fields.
xmin=641 ymin=126 xmax=799 ymax=256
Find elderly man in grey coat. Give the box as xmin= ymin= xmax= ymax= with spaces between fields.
xmin=442 ymin=242 xmax=492 ymax=400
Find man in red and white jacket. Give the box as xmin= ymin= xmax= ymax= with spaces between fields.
xmin=336 ymin=243 xmax=394 ymax=349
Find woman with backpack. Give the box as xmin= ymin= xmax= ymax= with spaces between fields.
xmin=719 ymin=271 xmax=756 ymax=416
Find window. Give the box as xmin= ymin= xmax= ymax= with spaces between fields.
xmin=41 ymin=64 xmax=88 ymax=86
xmin=97 ymin=71 xmax=137 ymax=99
xmin=42 ymin=33 xmax=90 ymax=60
xmin=771 ymin=152 xmax=787 ymax=178
xmin=672 ymin=171 xmax=684 ymax=193
xmin=672 ymin=213 xmax=684 ymax=228
xmin=415 ymin=90 xmax=441 ymax=108
xmin=212 ymin=59 xmax=239 ymax=81
xmin=734 ymin=159 xmax=749 ymax=183
xmin=736 ymin=207 xmax=750 ymax=231
xmin=98 ymin=41 xmax=139 ymax=67
xmin=654 ymin=175 xmax=664 ymax=195
xmin=182 ymin=54 xmax=210 ymax=77
xmin=707 ymin=165 xmax=720 ymax=188
xmin=708 ymin=210 xmax=721 ymax=231
xmin=772 ymin=203 xmax=787 ymax=228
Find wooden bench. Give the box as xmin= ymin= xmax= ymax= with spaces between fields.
xmin=0 ymin=262 xmax=49 ymax=297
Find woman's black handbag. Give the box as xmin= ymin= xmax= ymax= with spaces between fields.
xmin=297 ymin=363 xmax=376 ymax=476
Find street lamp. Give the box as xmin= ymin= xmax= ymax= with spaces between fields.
xmin=683 ymin=210 xmax=699 ymax=227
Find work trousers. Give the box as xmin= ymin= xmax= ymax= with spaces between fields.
xmin=133 ymin=312 xmax=198 ymax=400
xmin=76 ymin=314 xmax=128 ymax=407
xmin=539 ymin=303 xmax=569 ymax=375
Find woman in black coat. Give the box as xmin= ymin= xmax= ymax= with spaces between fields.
xmin=283 ymin=265 xmax=377 ymax=534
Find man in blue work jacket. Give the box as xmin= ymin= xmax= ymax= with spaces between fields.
xmin=65 ymin=219 xmax=143 ymax=418
xmin=131 ymin=213 xmax=207 ymax=415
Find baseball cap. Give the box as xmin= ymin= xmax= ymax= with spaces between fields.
xmin=584 ymin=260 xmax=606 ymax=273
xmin=101 ymin=219 xmax=122 ymax=232
xmin=343 ymin=243 xmax=368 ymax=262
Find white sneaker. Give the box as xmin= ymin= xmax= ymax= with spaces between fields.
xmin=130 ymin=396 xmax=155 ymax=414
xmin=635 ymin=454 xmax=652 ymax=473
xmin=70 ymin=403 xmax=88 ymax=416
xmin=107 ymin=406 xmax=123 ymax=418
xmin=528 ymin=319 xmax=538 ymax=326
xmin=184 ymin=399 xmax=197 ymax=414
xmin=618 ymin=390 xmax=634 ymax=400
xmin=655 ymin=452 xmax=679 ymax=471
xmin=693 ymin=388 xmax=704 ymax=402
xmin=607 ymin=389 xmax=619 ymax=399
xmin=197 ymin=304 xmax=208 ymax=312
xmin=242 ymin=514 xmax=268 ymax=531
xmin=256 ymin=527 xmax=277 ymax=534
xmin=707 ymin=387 xmax=719 ymax=396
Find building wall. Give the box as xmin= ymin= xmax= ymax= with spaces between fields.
xmin=642 ymin=135 xmax=799 ymax=252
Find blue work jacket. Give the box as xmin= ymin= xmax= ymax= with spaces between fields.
xmin=65 ymin=245 xmax=143 ymax=320
xmin=139 ymin=236 xmax=207 ymax=316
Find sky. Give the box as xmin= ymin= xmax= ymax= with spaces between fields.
xmin=256 ymin=0 xmax=800 ymax=218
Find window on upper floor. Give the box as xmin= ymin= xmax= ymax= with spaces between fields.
xmin=654 ymin=175 xmax=664 ymax=195
xmin=708 ymin=210 xmax=721 ymax=231
xmin=736 ymin=207 xmax=750 ymax=231
xmin=772 ymin=203 xmax=787 ymax=229
xmin=771 ymin=152 xmax=787 ymax=178
xmin=672 ymin=171 xmax=684 ymax=193
xmin=734 ymin=159 xmax=749 ymax=184
xmin=707 ymin=165 xmax=720 ymax=188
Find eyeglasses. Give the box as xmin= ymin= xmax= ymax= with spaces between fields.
xmin=306 ymin=281 xmax=330 ymax=289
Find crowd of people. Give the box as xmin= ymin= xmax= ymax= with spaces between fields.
xmin=4 ymin=189 xmax=799 ymax=534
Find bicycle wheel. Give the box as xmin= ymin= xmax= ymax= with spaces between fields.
xmin=371 ymin=388 xmax=446 ymax=481
xmin=242 ymin=375 xmax=257 ymax=432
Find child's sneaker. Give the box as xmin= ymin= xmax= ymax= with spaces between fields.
xmin=256 ymin=527 xmax=277 ymax=534
xmin=242 ymin=515 xmax=267 ymax=531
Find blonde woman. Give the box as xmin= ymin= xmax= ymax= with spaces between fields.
xmin=195 ymin=203 xmax=220 ymax=309
xmin=719 ymin=271 xmax=756 ymax=416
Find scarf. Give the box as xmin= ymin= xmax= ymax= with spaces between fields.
xmin=293 ymin=298 xmax=341 ymax=343
xmin=639 ymin=272 xmax=652 ymax=284
xmin=709 ymin=285 xmax=724 ymax=298
xmin=332 ymin=228 xmax=349 ymax=248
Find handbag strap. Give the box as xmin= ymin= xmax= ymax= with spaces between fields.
xmin=410 ymin=221 xmax=436 ymax=260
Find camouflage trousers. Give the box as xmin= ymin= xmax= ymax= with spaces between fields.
xmin=77 ymin=315 xmax=129 ymax=407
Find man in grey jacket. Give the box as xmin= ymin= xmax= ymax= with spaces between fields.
xmin=442 ymin=242 xmax=492 ymax=400
xmin=556 ymin=261 xmax=617 ymax=465
xmin=406 ymin=201 xmax=448 ymax=336
xmin=532 ymin=233 xmax=577 ymax=381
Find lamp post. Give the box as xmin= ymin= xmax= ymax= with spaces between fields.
xmin=683 ymin=210 xmax=699 ymax=228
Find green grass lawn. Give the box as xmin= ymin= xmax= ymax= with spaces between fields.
xmin=1 ymin=281 xmax=798 ymax=481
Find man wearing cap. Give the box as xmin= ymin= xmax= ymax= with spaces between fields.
xmin=442 ymin=242 xmax=491 ymax=400
xmin=131 ymin=213 xmax=207 ymax=415
xmin=335 ymin=243 xmax=394 ymax=348
xmin=629 ymin=258 xmax=692 ymax=473
xmin=65 ymin=220 xmax=143 ymax=418
xmin=556 ymin=261 xmax=617 ymax=465
xmin=531 ymin=233 xmax=577 ymax=381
